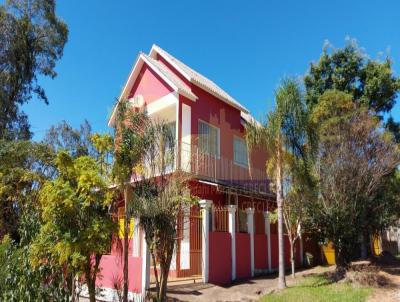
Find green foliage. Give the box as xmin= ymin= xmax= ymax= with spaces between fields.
xmin=0 ymin=0 xmax=68 ymax=140
xmin=0 ymin=235 xmax=10 ymax=294
xmin=304 ymin=39 xmax=400 ymax=115
xmin=260 ymin=274 xmax=371 ymax=302
xmin=113 ymin=101 xmax=150 ymax=185
xmin=305 ymin=95 xmax=400 ymax=267
xmin=31 ymin=134 xmax=116 ymax=301
xmin=32 ymin=150 xmax=115 ymax=266
xmin=113 ymin=103 xmax=196 ymax=301
xmin=0 ymin=138 xmax=72 ymax=300
xmin=0 ymin=139 xmax=55 ymax=241
xmin=246 ymin=78 xmax=317 ymax=285
xmin=1 ymin=238 xmax=70 ymax=302
xmin=247 ymin=78 xmax=316 ymax=180
xmin=366 ymin=170 xmax=400 ymax=234
xmin=44 ymin=120 xmax=95 ymax=157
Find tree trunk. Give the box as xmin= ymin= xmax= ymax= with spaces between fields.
xmin=334 ymin=246 xmax=349 ymax=278
xmin=88 ymin=279 xmax=96 ymax=302
xmin=158 ymin=235 xmax=174 ymax=302
xmin=85 ymin=259 xmax=97 ymax=302
xmin=360 ymin=233 xmax=367 ymax=260
xmin=159 ymin=265 xmax=169 ymax=302
xmin=151 ymin=250 xmax=160 ymax=294
xmin=276 ymin=147 xmax=286 ymax=289
xmin=289 ymin=240 xmax=295 ymax=278
xmin=123 ymin=185 xmax=132 ymax=302
xmin=71 ymin=272 xmax=76 ymax=302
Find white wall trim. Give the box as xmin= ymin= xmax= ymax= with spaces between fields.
xmin=181 ymin=103 xmax=192 ymax=171
xmin=145 ymin=92 xmax=178 ymax=117
xmin=141 ymin=226 xmax=150 ymax=293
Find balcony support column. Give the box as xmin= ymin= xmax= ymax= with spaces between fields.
xmin=246 ymin=208 xmax=255 ymax=277
xmin=199 ymin=199 xmax=212 ymax=283
xmin=227 ymin=205 xmax=237 ymax=281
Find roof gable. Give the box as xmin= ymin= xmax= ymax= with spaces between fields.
xmin=109 ymin=44 xmax=253 ymax=127
xmin=149 ymin=45 xmax=249 ymax=113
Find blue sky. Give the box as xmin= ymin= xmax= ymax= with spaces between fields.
xmin=23 ymin=0 xmax=400 ymax=140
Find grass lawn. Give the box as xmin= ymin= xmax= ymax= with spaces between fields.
xmin=260 ymin=275 xmax=372 ymax=302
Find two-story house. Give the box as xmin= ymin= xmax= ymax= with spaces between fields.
xmin=95 ymin=45 xmax=305 ymax=302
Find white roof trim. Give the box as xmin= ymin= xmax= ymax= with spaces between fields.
xmin=108 ymin=53 xmax=196 ymax=127
xmin=149 ymin=45 xmax=191 ymax=82
xmin=149 ymin=44 xmax=249 ymax=114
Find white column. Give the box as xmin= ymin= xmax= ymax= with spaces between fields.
xmin=227 ymin=205 xmax=237 ymax=281
xmin=141 ymin=227 xmax=150 ymax=293
xmin=264 ymin=211 xmax=272 ymax=272
xmin=246 ymin=208 xmax=255 ymax=277
xmin=199 ymin=199 xmax=212 ymax=283
xmin=211 ymin=204 xmax=215 ymax=232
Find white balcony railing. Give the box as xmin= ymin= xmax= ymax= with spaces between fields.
xmin=177 ymin=142 xmax=271 ymax=196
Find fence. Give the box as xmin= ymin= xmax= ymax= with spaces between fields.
xmin=149 ymin=206 xmax=202 ymax=283
xmin=179 ymin=142 xmax=270 ymax=196
xmin=213 ymin=206 xmax=229 ymax=232
xmin=236 ymin=209 xmax=248 ymax=233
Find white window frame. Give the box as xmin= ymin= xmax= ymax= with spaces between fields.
xmin=198 ymin=119 xmax=220 ymax=159
xmin=233 ymin=136 xmax=249 ymax=167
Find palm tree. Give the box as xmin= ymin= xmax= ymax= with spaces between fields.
xmin=246 ymin=78 xmax=315 ymax=289
xmin=112 ymin=100 xmax=150 ymax=302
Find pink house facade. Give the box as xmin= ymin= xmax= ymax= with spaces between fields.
xmin=98 ymin=45 xmax=312 ymax=301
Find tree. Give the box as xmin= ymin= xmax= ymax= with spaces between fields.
xmin=131 ymin=120 xmax=194 ymax=301
xmin=44 ymin=120 xmax=95 ymax=157
xmin=306 ymin=90 xmax=400 ymax=271
xmin=31 ymin=134 xmax=116 ymax=302
xmin=0 ymin=139 xmax=55 ymax=241
xmin=0 ymin=139 xmax=71 ymax=300
xmin=282 ymin=168 xmax=315 ymax=278
xmin=0 ymin=0 xmax=68 ymax=140
xmin=304 ymin=39 xmax=400 ymax=259
xmin=112 ymin=100 xmax=149 ymax=302
xmin=246 ymin=78 xmax=315 ymax=289
xmin=1 ymin=233 xmax=70 ymax=301
xmin=304 ymin=38 xmax=400 ymax=116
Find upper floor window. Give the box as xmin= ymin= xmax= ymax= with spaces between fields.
xmin=234 ymin=137 xmax=248 ymax=167
xmin=198 ymin=120 xmax=220 ymax=157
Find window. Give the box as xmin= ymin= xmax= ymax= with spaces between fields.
xmin=234 ymin=137 xmax=248 ymax=167
xmin=198 ymin=120 xmax=220 ymax=157
xmin=165 ymin=121 xmax=176 ymax=150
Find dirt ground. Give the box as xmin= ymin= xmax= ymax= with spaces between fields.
xmin=366 ymin=265 xmax=400 ymax=302
xmin=166 ymin=266 xmax=328 ymax=302
xmin=166 ymin=263 xmax=400 ymax=302
xmin=80 ymin=261 xmax=400 ymax=301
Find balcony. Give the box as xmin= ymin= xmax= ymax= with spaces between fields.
xmin=178 ymin=142 xmax=271 ymax=197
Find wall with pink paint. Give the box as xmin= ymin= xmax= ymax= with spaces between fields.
xmin=270 ymin=234 xmax=278 ymax=269
xmin=129 ymin=63 xmax=174 ymax=105
xmin=254 ymin=234 xmax=268 ymax=270
xmin=97 ymin=255 xmax=142 ymax=293
xmin=235 ymin=233 xmax=251 ymax=279
xmin=209 ymin=232 xmax=232 ymax=285
xmin=99 ymin=227 xmax=142 ymax=293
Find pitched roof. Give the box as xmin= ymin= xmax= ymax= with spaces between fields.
xmin=150 ymin=44 xmax=249 ymax=113
xmin=108 ymin=44 xmax=255 ymax=126
xmin=141 ymin=53 xmax=197 ymax=101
